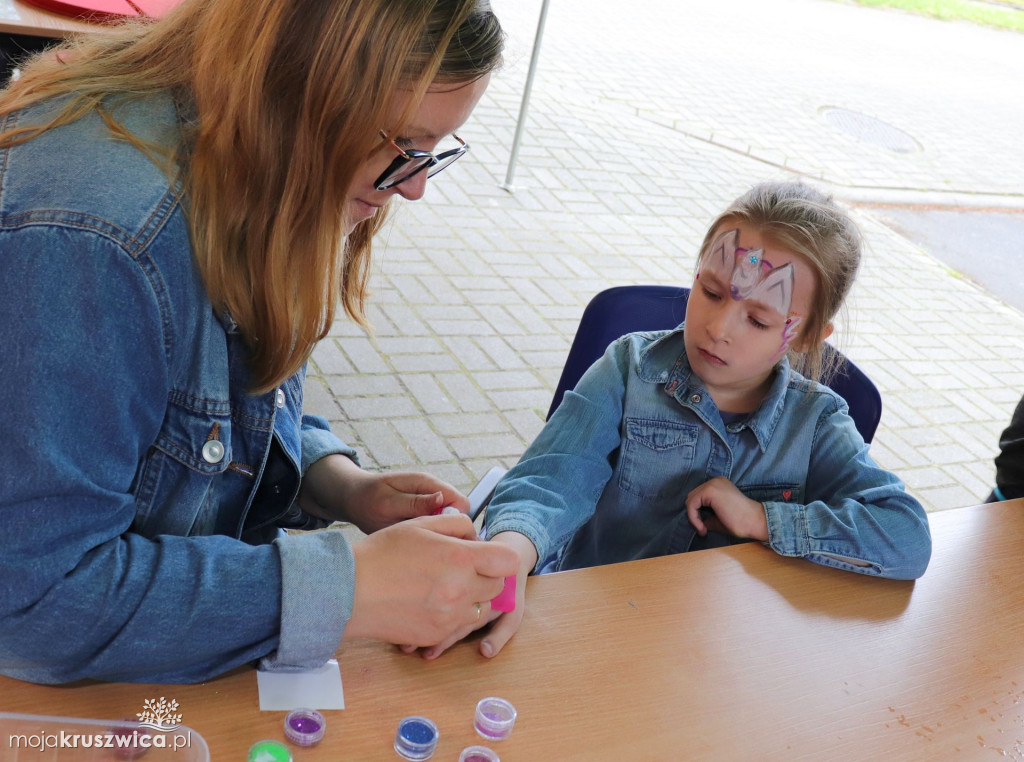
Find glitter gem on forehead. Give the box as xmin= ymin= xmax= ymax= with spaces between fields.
xmin=700 ymin=228 xmax=795 ymax=316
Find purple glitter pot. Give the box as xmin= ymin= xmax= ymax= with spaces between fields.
xmin=394 ymin=716 xmax=439 ymax=760
xmin=283 ymin=708 xmax=325 ymax=746
xmin=460 ymin=745 xmax=501 ymax=762
xmin=473 ymin=697 xmax=516 ymax=741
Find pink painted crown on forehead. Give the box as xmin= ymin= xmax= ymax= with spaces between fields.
xmin=700 ymin=228 xmax=795 ymax=317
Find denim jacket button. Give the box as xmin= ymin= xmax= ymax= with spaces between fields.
xmin=689 ymin=394 xmax=701 ymax=404
xmin=202 ymin=439 xmax=225 ymax=464
xmin=276 ymin=388 xmax=286 ymax=408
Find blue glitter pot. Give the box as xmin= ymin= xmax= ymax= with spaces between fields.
xmin=394 ymin=716 xmax=439 ymax=760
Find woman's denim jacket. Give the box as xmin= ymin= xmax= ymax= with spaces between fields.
xmin=485 ymin=328 xmax=932 ymax=580
xmin=0 ymin=96 xmax=357 ymax=683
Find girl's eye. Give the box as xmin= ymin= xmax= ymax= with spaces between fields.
xmin=748 ymin=316 xmax=770 ymax=330
xmin=701 ymin=287 xmax=721 ymax=301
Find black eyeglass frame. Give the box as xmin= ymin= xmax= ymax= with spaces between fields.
xmin=373 ymin=131 xmax=469 ymax=191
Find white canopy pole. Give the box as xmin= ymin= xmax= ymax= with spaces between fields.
xmin=501 ymin=0 xmax=551 ymax=192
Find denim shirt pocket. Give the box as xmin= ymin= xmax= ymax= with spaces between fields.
xmin=131 ymin=397 xmax=233 ymax=537
xmin=740 ymin=483 xmax=804 ymax=506
xmin=618 ymin=418 xmax=699 ymax=498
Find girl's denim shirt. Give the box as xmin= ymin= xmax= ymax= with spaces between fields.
xmin=0 ymin=96 xmax=357 ymax=683
xmin=485 ymin=328 xmax=932 ymax=580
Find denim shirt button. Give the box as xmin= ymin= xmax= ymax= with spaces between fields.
xmin=202 ymin=439 xmax=225 ymax=464
xmin=275 ymin=388 xmax=286 ymax=409
xmin=727 ymin=423 xmax=743 ymax=433
xmin=689 ymin=394 xmax=701 ymax=404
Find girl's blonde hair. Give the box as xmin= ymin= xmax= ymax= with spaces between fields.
xmin=0 ymin=0 xmax=503 ymax=392
xmin=696 ymin=181 xmax=862 ymax=382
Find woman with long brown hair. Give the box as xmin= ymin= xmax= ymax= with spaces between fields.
xmin=0 ymin=0 xmax=518 ymax=683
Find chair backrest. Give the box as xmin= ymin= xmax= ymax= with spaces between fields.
xmin=548 ymin=285 xmax=882 ymax=443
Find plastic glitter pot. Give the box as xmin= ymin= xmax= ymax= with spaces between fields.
xmin=247 ymin=739 xmax=293 ymax=762
xmin=460 ymin=745 xmax=501 ymax=762
xmin=107 ymin=720 xmax=150 ymax=760
xmin=283 ymin=708 xmax=325 ymax=746
xmin=473 ymin=697 xmax=517 ymax=741
xmin=394 ymin=716 xmax=439 ymax=760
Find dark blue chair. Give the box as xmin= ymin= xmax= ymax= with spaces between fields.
xmin=467 ymin=285 xmax=883 ymax=519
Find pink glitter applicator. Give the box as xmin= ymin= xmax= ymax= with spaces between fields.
xmin=437 ymin=506 xmax=517 ymax=613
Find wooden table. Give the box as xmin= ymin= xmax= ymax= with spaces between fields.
xmin=2 ymin=499 xmax=1024 ymax=761
xmin=0 ymin=0 xmax=97 ymax=37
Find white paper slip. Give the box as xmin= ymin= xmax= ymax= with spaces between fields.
xmin=257 ymin=658 xmax=345 ymax=710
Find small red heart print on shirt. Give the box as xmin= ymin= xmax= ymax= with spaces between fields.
xmin=782 ymin=490 xmax=792 ymax=500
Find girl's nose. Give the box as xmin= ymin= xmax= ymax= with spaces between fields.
xmin=706 ymin=306 xmax=735 ymax=342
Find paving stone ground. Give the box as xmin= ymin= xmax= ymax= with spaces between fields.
xmin=303 ymin=0 xmax=1024 ymax=516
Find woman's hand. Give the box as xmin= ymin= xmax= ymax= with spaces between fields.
xmin=399 ymin=530 xmax=538 ymax=661
xmin=685 ymin=476 xmax=769 ymax=542
xmin=344 ymin=514 xmax=518 ymax=648
xmin=298 ymin=454 xmax=470 ymax=533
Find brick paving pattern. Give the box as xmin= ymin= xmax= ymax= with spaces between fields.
xmin=304 ymin=0 xmax=1024 ymax=516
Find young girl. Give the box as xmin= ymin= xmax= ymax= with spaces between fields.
xmin=476 ymin=181 xmax=932 ymax=659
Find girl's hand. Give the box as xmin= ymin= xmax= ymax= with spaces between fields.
xmin=401 ymin=530 xmax=538 ymax=661
xmin=345 ymin=514 xmax=518 ymax=648
xmin=476 ymin=531 xmax=537 ymax=659
xmin=685 ymin=476 xmax=769 ymax=542
xmin=298 ymin=454 xmax=470 ymax=533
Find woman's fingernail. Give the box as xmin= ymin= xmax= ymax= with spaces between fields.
xmin=481 ymin=640 xmax=494 ymax=658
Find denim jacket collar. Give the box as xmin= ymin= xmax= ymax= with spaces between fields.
xmin=634 ymin=323 xmax=791 ymax=451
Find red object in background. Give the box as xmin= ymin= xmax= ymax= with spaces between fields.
xmin=21 ymin=0 xmax=181 ymax=22
xmin=130 ymin=0 xmax=181 ymax=16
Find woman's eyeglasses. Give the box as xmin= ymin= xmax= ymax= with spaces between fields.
xmin=374 ymin=131 xmax=468 ymax=191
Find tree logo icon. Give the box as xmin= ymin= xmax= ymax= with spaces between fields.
xmin=136 ymin=697 xmax=183 ymax=731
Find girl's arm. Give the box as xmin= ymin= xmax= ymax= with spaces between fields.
xmin=764 ymin=402 xmax=932 ymax=580
xmin=469 ymin=336 xmax=635 ymax=659
xmin=482 ymin=336 xmax=633 ymax=572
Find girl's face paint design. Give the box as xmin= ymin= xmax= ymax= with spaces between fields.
xmin=700 ymin=228 xmax=795 ymax=317
xmin=686 ymin=222 xmax=820 ymax=410
xmin=774 ymin=315 xmax=803 ymax=363
xmin=698 ymin=228 xmax=801 ymax=359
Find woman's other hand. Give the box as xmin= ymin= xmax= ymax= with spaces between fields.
xmin=299 ymin=454 xmax=469 ymax=533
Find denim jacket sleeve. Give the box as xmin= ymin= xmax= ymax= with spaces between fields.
xmin=763 ymin=400 xmax=932 ymax=580
xmin=0 ymin=222 xmax=352 ymax=683
xmin=300 ymin=414 xmax=359 ymax=475
xmin=258 ymin=414 xmax=359 ymax=673
xmin=484 ymin=338 xmax=631 ymax=569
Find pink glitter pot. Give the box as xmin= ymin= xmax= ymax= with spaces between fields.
xmin=459 ymin=745 xmax=500 ymax=762
xmin=473 ymin=697 xmax=516 ymax=741
xmin=108 ymin=721 xmax=150 ymax=760
xmin=283 ymin=708 xmax=325 ymax=746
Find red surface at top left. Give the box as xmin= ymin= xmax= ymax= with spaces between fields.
xmin=21 ymin=0 xmax=181 ymax=22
